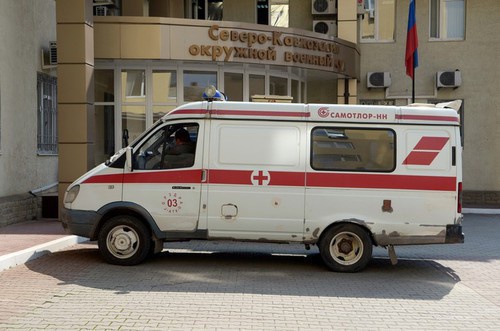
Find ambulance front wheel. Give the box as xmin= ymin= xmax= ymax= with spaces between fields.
xmin=97 ymin=215 xmax=151 ymax=266
xmin=319 ymin=223 xmax=373 ymax=273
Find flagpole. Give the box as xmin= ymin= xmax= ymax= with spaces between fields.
xmin=412 ymin=64 xmax=415 ymax=103
xmin=406 ymin=0 xmax=418 ymax=103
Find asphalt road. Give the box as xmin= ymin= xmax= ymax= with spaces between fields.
xmin=1 ymin=213 xmax=499 ymax=330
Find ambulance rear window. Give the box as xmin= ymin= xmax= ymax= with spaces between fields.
xmin=311 ymin=127 xmax=395 ymax=172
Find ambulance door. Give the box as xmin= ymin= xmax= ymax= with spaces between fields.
xmin=206 ymin=120 xmax=306 ymax=241
xmin=122 ymin=121 xmax=204 ymax=232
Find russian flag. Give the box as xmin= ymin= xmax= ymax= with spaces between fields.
xmin=405 ymin=0 xmax=418 ymax=78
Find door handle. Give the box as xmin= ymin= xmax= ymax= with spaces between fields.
xmin=172 ymin=186 xmax=192 ymax=190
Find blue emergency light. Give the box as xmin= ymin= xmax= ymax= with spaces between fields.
xmin=203 ymin=85 xmax=227 ymax=101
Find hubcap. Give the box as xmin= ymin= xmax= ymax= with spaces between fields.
xmin=330 ymin=231 xmax=363 ymax=266
xmin=338 ymin=238 xmax=353 ymax=254
xmin=107 ymin=226 xmax=139 ymax=259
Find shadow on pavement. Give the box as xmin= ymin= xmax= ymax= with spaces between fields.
xmin=26 ymin=242 xmax=459 ymax=301
xmin=24 ymin=213 xmax=500 ymax=300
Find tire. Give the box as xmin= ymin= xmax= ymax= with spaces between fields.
xmin=319 ymin=223 xmax=373 ymax=273
xmin=97 ymin=215 xmax=151 ymax=266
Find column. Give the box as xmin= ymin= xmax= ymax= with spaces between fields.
xmin=337 ymin=0 xmax=358 ymax=104
xmin=56 ymin=0 xmax=94 ymax=210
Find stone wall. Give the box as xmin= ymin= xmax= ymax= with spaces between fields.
xmin=463 ymin=191 xmax=500 ymax=208
xmin=0 ymin=194 xmax=41 ymax=228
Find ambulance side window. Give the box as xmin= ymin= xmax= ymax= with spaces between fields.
xmin=133 ymin=123 xmax=199 ymax=170
xmin=311 ymin=127 xmax=395 ymax=172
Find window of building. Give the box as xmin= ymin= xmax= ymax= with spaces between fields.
xmin=249 ymin=74 xmax=265 ymax=99
xmin=223 ymin=72 xmax=243 ymax=101
xmin=189 ymin=0 xmax=223 ymax=20
xmin=311 ymin=127 xmax=395 ymax=172
xmin=123 ymin=70 xmax=145 ymax=99
xmin=37 ymin=73 xmax=58 ymax=155
xmin=270 ymin=76 xmax=287 ymax=96
xmin=95 ymin=69 xmax=115 ymax=164
xmin=271 ymin=0 xmax=289 ymax=27
xmin=184 ymin=70 xmax=217 ymax=102
xmin=430 ymin=0 xmax=465 ymax=40
xmin=257 ymin=0 xmax=289 ymax=27
xmin=360 ymin=0 xmax=396 ymax=42
xmin=122 ymin=70 xmax=146 ymax=146
xmin=291 ymin=80 xmax=299 ymax=103
xmin=95 ymin=61 xmax=306 ymax=158
xmin=153 ymin=70 xmax=177 ymax=122
xmin=257 ymin=0 xmax=269 ymax=25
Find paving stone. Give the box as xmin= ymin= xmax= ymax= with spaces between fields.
xmin=0 ymin=214 xmax=499 ymax=329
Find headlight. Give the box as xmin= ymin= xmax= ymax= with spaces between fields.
xmin=64 ymin=185 xmax=80 ymax=204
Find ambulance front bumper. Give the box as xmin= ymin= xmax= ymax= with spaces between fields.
xmin=60 ymin=207 xmax=101 ymax=239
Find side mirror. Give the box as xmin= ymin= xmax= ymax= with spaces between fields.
xmin=126 ymin=146 xmax=133 ymax=172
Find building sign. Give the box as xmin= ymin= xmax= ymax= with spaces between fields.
xmin=181 ymin=24 xmax=359 ymax=79
xmin=94 ymin=18 xmax=359 ymax=79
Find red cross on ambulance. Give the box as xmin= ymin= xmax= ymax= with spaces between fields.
xmin=251 ymin=170 xmax=270 ymax=186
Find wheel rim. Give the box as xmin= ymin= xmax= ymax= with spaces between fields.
xmin=106 ymin=225 xmax=140 ymax=259
xmin=329 ymin=231 xmax=364 ymax=266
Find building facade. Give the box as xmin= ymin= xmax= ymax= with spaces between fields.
xmin=0 ymin=0 xmax=58 ymax=226
xmin=358 ymin=0 xmax=500 ymax=205
xmin=0 ymin=0 xmax=498 ymax=226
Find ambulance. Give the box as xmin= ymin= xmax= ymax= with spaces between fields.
xmin=61 ymin=87 xmax=464 ymax=273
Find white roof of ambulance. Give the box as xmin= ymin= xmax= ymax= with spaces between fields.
xmin=164 ymin=101 xmax=460 ymax=126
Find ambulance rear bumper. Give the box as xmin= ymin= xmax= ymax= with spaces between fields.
xmin=60 ymin=207 xmax=101 ymax=239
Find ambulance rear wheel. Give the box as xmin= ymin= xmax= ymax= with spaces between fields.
xmin=319 ymin=224 xmax=372 ymax=273
xmin=98 ymin=215 xmax=151 ymax=266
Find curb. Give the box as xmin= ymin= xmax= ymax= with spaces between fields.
xmin=0 ymin=235 xmax=87 ymax=272
xmin=463 ymin=208 xmax=500 ymax=215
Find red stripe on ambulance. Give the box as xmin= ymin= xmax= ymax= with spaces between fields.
xmin=212 ymin=109 xmax=310 ymax=118
xmin=208 ymin=170 xmax=453 ymax=191
xmin=414 ymin=137 xmax=449 ymax=150
xmin=404 ymin=136 xmax=450 ymax=166
xmin=208 ymin=169 xmax=306 ymax=186
xmin=396 ymin=114 xmax=459 ymax=123
xmin=83 ymin=169 xmax=202 ymax=184
xmin=83 ymin=169 xmax=454 ymax=191
xmin=307 ymin=172 xmax=456 ymax=191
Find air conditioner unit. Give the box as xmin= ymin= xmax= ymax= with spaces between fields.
xmin=95 ymin=5 xmax=109 ymax=16
xmin=437 ymin=70 xmax=462 ymax=88
xmin=312 ymin=0 xmax=336 ymax=15
xmin=313 ymin=20 xmax=337 ymax=38
xmin=367 ymin=72 xmax=391 ymax=88
xmin=49 ymin=41 xmax=57 ymax=65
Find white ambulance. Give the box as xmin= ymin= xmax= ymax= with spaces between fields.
xmin=62 ymin=89 xmax=464 ymax=272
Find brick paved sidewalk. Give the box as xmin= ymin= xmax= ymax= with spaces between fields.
xmin=0 ymin=214 xmax=499 ymax=330
xmin=0 ymin=219 xmax=86 ymax=272
xmin=0 ymin=219 xmax=67 ymax=256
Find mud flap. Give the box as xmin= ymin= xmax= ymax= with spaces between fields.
xmin=388 ymin=245 xmax=398 ymax=265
